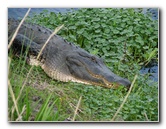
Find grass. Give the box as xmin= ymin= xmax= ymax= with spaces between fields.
xmin=8 ymin=55 xmax=158 ymax=121
xmin=8 ymin=8 xmax=158 ymax=122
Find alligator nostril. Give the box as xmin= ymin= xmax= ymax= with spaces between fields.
xmin=124 ymin=80 xmax=131 ymax=87
xmin=126 ymin=82 xmax=131 ymax=90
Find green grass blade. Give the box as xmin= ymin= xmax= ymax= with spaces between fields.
xmin=41 ymin=98 xmax=59 ymax=121
xmin=35 ymin=94 xmax=52 ymax=121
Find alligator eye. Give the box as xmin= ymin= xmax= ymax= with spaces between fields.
xmin=37 ymin=27 xmax=41 ymax=31
xmin=91 ymin=56 xmax=97 ymax=63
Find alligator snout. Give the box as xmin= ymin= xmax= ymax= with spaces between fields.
xmin=115 ymin=77 xmax=131 ymax=88
xmin=104 ymin=72 xmax=131 ymax=89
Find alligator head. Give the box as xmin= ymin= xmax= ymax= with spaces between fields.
xmin=63 ymin=48 xmax=131 ymax=89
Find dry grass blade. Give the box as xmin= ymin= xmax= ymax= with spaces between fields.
xmin=8 ymin=57 xmax=20 ymax=120
xmin=8 ymin=80 xmax=20 ymax=118
xmin=111 ymin=74 xmax=138 ymax=121
xmin=72 ymin=96 xmax=82 ymax=121
xmin=69 ymin=103 xmax=82 ymax=120
xmin=16 ymin=105 xmax=26 ymax=121
xmin=8 ymin=57 xmax=11 ymax=76
xmin=69 ymin=102 xmax=83 ymax=113
xmin=144 ymin=112 xmax=149 ymax=121
xmin=8 ymin=8 xmax=31 ymax=49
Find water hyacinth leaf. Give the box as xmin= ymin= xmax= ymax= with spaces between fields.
xmin=94 ymin=24 xmax=100 ymax=29
xmin=104 ymin=28 xmax=110 ymax=33
xmin=113 ymin=29 xmax=119 ymax=34
xmin=92 ymin=17 xmax=100 ymax=22
xmin=143 ymin=46 xmax=149 ymax=50
xmin=101 ymin=23 xmax=107 ymax=28
xmin=83 ymin=32 xmax=91 ymax=40
xmin=140 ymin=30 xmax=145 ymax=34
xmin=135 ymin=36 xmax=144 ymax=45
xmin=95 ymin=29 xmax=101 ymax=33
xmin=77 ymin=29 xmax=84 ymax=34
xmin=68 ymin=26 xmax=77 ymax=30
xmin=69 ymin=35 xmax=76 ymax=41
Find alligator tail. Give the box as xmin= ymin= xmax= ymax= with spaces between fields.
xmin=10 ymin=34 xmax=42 ymax=57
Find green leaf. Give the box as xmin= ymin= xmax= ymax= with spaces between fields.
xmin=95 ymin=29 xmax=101 ymax=33
xmin=69 ymin=35 xmax=76 ymax=41
xmin=94 ymin=24 xmax=100 ymax=28
xmin=68 ymin=26 xmax=76 ymax=30
xmin=77 ymin=29 xmax=84 ymax=34
xmin=101 ymin=23 xmax=107 ymax=28
xmin=135 ymin=36 xmax=144 ymax=45
xmin=35 ymin=94 xmax=52 ymax=120
xmin=112 ymin=29 xmax=119 ymax=34
xmin=104 ymin=28 xmax=110 ymax=33
xmin=92 ymin=17 xmax=100 ymax=21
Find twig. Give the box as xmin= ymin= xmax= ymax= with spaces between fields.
xmin=111 ymin=75 xmax=138 ymax=121
xmin=8 ymin=8 xmax=31 ymax=49
xmin=72 ymin=96 xmax=82 ymax=121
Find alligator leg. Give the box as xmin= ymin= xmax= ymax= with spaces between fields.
xmin=10 ymin=34 xmax=44 ymax=67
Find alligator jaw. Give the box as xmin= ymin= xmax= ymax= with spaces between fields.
xmin=86 ymin=69 xmax=131 ymax=89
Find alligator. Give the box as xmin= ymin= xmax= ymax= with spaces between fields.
xmin=8 ymin=19 xmax=131 ymax=89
